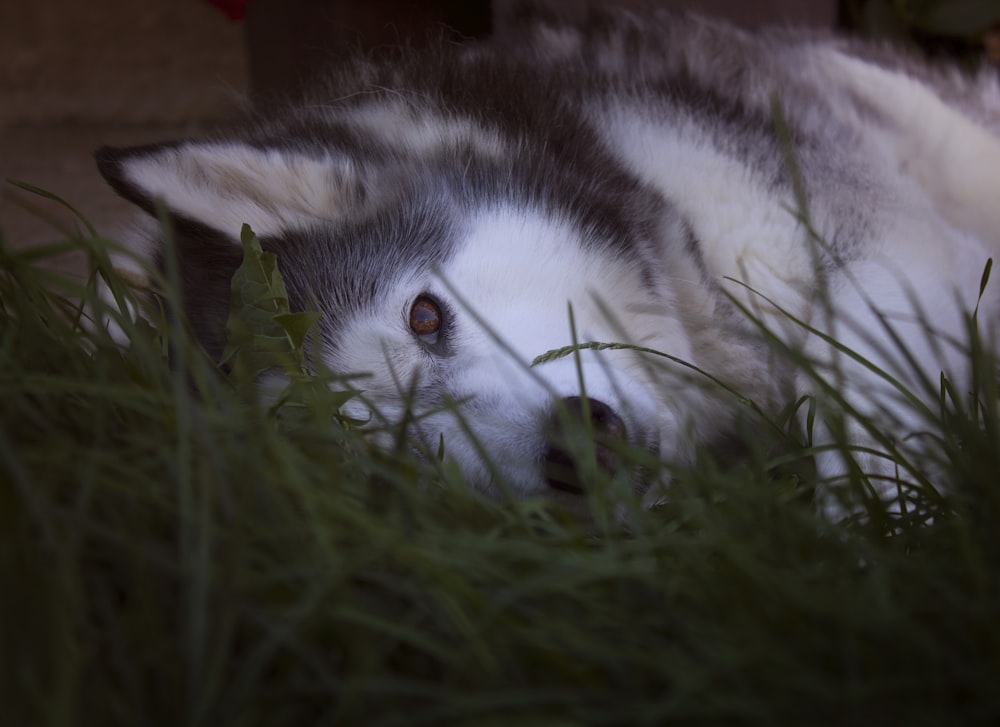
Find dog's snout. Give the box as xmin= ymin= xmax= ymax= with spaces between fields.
xmin=544 ymin=396 xmax=627 ymax=495
xmin=572 ymin=396 xmax=627 ymax=439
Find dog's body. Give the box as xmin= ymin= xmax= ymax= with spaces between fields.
xmin=97 ymin=4 xmax=1000 ymax=515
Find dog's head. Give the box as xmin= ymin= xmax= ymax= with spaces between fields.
xmin=96 ymin=116 xmax=722 ymax=501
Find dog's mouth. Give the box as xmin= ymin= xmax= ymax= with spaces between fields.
xmin=542 ymin=396 xmax=630 ymax=495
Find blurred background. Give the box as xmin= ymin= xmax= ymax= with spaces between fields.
xmin=1 ymin=0 xmax=997 ymax=276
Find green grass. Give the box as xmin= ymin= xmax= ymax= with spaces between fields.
xmin=3 ymin=200 xmax=1000 ymax=726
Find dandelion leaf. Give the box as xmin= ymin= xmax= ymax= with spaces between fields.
xmin=221 ymin=224 xmax=315 ymax=380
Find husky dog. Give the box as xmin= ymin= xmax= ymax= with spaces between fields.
xmin=96 ymin=4 xmax=1000 ymax=517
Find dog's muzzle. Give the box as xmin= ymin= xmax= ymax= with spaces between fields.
xmin=543 ymin=396 xmax=628 ymax=495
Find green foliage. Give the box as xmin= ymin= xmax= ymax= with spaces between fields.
xmin=221 ymin=224 xmax=321 ymax=383
xmin=2 ymin=197 xmax=1000 ymax=726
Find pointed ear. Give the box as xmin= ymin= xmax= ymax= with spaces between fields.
xmin=95 ymin=141 xmax=364 ymax=237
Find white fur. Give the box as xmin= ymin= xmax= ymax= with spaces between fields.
xmin=335 ymin=207 xmax=708 ymax=495
xmin=120 ymin=144 xmax=358 ymax=236
xmin=592 ymin=53 xmax=1000 ymax=515
xmin=822 ymin=49 xmax=1000 ymax=247
xmin=603 ymin=107 xmax=815 ymax=321
xmin=338 ymin=101 xmax=509 ymax=159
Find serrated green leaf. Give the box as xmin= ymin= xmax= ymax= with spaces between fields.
xmin=222 ymin=224 xmax=309 ymax=381
xmin=275 ymin=312 xmax=322 ymax=352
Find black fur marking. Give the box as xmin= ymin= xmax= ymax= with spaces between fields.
xmin=96 ymin=142 xmax=186 ymax=217
xmin=154 ymin=217 xmax=245 ymax=363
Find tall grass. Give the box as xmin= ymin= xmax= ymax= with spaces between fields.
xmin=2 ymin=196 xmax=999 ymax=726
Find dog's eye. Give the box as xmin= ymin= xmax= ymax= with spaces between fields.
xmin=409 ymin=295 xmax=443 ymax=342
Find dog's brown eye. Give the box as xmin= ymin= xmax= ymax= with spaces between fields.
xmin=409 ymin=295 xmax=443 ymax=340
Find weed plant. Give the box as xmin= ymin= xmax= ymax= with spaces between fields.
xmin=2 ymin=191 xmax=999 ymax=726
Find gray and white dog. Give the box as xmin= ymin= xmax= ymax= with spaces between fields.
xmin=97 ymin=3 xmax=1000 ymax=516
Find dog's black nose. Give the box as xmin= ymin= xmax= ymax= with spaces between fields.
xmin=544 ymin=396 xmax=627 ymax=495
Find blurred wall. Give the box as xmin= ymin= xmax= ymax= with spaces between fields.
xmin=0 ymin=0 xmax=248 ymax=125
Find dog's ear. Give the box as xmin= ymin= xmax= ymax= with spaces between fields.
xmin=96 ymin=141 xmax=365 ymax=237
